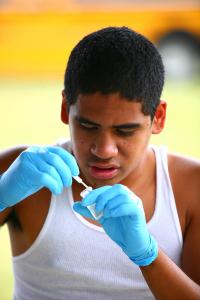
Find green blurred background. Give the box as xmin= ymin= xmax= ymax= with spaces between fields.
xmin=0 ymin=1 xmax=200 ymax=299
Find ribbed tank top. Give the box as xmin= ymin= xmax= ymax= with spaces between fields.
xmin=12 ymin=145 xmax=183 ymax=300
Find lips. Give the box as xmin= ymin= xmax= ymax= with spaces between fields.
xmin=88 ymin=163 xmax=120 ymax=180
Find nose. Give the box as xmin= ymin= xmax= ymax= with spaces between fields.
xmin=90 ymin=131 xmax=118 ymax=159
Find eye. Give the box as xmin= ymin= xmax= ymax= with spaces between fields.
xmin=80 ymin=122 xmax=98 ymax=130
xmin=116 ymin=128 xmax=135 ymax=136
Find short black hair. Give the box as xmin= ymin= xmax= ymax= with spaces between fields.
xmin=64 ymin=26 xmax=165 ymax=119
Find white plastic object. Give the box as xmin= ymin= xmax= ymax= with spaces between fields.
xmin=87 ymin=203 xmax=103 ymax=220
xmin=80 ymin=187 xmax=103 ymax=220
xmin=80 ymin=186 xmax=93 ymax=198
xmin=72 ymin=175 xmax=88 ymax=188
xmin=73 ymin=176 xmax=103 ymax=220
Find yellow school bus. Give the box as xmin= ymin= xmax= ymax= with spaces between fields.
xmin=0 ymin=0 xmax=199 ymax=79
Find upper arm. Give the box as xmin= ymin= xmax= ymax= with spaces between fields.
xmin=182 ymin=198 xmax=200 ymax=284
xmin=169 ymin=155 xmax=200 ymax=284
xmin=0 ymin=145 xmax=28 ymax=226
xmin=181 ymin=162 xmax=200 ymax=284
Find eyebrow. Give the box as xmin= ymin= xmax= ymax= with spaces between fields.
xmin=75 ymin=117 xmax=141 ymax=129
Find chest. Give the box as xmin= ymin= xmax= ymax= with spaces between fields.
xmin=12 ymin=187 xmax=182 ymax=300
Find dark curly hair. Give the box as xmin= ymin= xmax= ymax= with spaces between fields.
xmin=64 ymin=26 xmax=165 ymax=119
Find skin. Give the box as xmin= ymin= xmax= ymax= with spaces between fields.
xmin=62 ymin=92 xmax=165 ymax=223
xmin=0 ymin=92 xmax=200 ymax=299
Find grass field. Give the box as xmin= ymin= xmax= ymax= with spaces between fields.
xmin=0 ymin=78 xmax=200 ymax=299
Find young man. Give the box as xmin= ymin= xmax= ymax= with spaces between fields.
xmin=0 ymin=27 xmax=200 ymax=299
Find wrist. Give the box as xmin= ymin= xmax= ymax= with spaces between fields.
xmin=129 ymin=235 xmax=158 ymax=267
xmin=0 ymin=173 xmax=9 ymax=211
xmin=0 ymin=203 xmax=6 ymax=211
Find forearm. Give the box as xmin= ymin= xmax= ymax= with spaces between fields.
xmin=140 ymin=249 xmax=200 ymax=300
xmin=73 ymin=184 xmax=200 ymax=299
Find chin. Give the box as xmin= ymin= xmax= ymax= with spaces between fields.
xmin=89 ymin=176 xmax=123 ymax=188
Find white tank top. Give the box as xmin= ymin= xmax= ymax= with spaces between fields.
xmin=12 ymin=144 xmax=183 ymax=300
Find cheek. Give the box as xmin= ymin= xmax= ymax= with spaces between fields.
xmin=72 ymin=137 xmax=88 ymax=161
xmin=73 ymin=139 xmax=86 ymax=152
xmin=70 ymin=126 xmax=85 ymax=146
xmin=120 ymin=134 xmax=150 ymax=159
xmin=80 ymin=140 xmax=85 ymax=145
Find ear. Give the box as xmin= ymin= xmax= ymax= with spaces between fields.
xmin=61 ymin=90 xmax=69 ymax=124
xmin=152 ymin=100 xmax=167 ymax=134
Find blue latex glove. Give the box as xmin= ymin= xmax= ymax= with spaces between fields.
xmin=73 ymin=184 xmax=158 ymax=266
xmin=0 ymin=146 xmax=79 ymax=211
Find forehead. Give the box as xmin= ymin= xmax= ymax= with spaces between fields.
xmin=69 ymin=92 xmax=148 ymax=124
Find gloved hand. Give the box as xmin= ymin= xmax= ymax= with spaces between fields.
xmin=73 ymin=184 xmax=158 ymax=266
xmin=0 ymin=146 xmax=79 ymax=211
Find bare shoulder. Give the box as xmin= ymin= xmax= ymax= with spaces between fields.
xmin=168 ymin=152 xmax=200 ymax=194
xmin=168 ymin=152 xmax=200 ymax=233
xmin=0 ymin=145 xmax=28 ymax=173
xmin=168 ymin=153 xmax=200 ymax=283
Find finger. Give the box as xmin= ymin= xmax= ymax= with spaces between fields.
xmin=104 ymin=202 xmax=141 ymax=218
xmin=41 ymin=152 xmax=73 ymax=187
xmin=73 ymin=202 xmax=95 ymax=220
xmin=102 ymin=194 xmax=130 ymax=216
xmin=36 ymin=171 xmax=63 ymax=195
xmin=31 ymin=157 xmax=64 ymax=191
xmin=46 ymin=146 xmax=79 ymax=176
xmin=95 ymin=184 xmax=129 ymax=212
xmin=81 ymin=185 xmax=112 ymax=206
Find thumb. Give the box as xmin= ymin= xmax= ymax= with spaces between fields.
xmin=73 ymin=202 xmax=95 ymax=220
